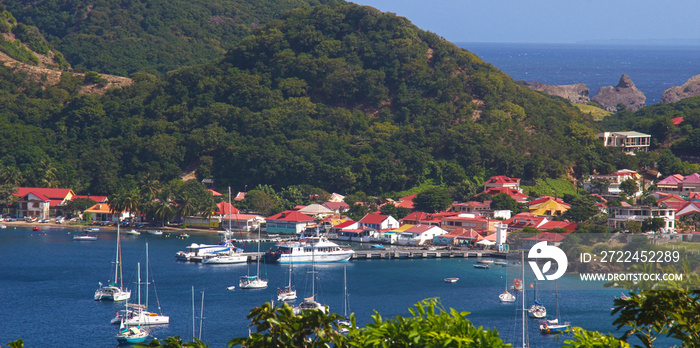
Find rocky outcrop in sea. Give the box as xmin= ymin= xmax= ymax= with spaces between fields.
xmin=661 ymin=74 xmax=700 ymax=103
xmin=519 ymin=81 xmax=590 ymax=104
xmin=591 ymin=74 xmax=646 ymax=112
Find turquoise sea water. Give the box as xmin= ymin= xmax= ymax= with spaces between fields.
xmin=0 ymin=226 xmax=667 ymax=347
xmin=460 ymin=42 xmax=700 ymax=104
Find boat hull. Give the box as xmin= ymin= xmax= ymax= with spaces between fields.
xmin=270 ymin=251 xmax=353 ymax=263
xmin=95 ymin=286 xmax=131 ymax=301
xmin=201 ymin=254 xmax=247 ymax=264
xmin=540 ymin=323 xmax=569 ymax=334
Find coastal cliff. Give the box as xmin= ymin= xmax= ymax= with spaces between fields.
xmin=661 ymin=74 xmax=700 ymax=103
xmin=591 ymin=74 xmax=646 ymax=112
xmin=519 ymin=81 xmax=590 ymax=104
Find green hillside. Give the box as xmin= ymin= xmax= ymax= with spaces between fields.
xmin=2 ymin=0 xmax=336 ymax=76
xmin=0 ymin=2 xmax=626 ymax=196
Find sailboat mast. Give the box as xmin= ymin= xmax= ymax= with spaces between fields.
xmin=117 ymin=221 xmax=122 ymax=290
xmin=199 ymin=290 xmax=205 ymax=340
xmin=192 ymin=286 xmax=196 ymax=339
xmin=146 ymin=242 xmax=149 ymax=309
xmin=521 ymin=251 xmax=528 ymax=348
xmin=137 ymin=262 xmax=142 ymax=320
xmin=343 ymin=264 xmax=348 ymax=317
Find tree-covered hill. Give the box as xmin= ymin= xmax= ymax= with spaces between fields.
xmin=1 ymin=2 xmax=622 ymax=196
xmin=2 ymin=0 xmax=337 ymax=76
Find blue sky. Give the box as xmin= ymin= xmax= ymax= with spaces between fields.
xmin=349 ymin=0 xmax=700 ymax=44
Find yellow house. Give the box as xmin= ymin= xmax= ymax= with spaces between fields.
xmin=528 ymin=197 xmax=571 ymax=217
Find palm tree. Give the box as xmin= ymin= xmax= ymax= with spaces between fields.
xmin=139 ymin=174 xmax=161 ymax=202
xmin=200 ymin=200 xmax=219 ymax=221
xmin=122 ymin=190 xmax=142 ymax=222
xmin=154 ymin=200 xmax=175 ymax=227
xmin=38 ymin=160 xmax=59 ymax=188
xmin=0 ymin=165 xmax=24 ymax=186
xmin=108 ymin=192 xmax=126 ymax=222
xmin=175 ymin=192 xmax=196 ymax=223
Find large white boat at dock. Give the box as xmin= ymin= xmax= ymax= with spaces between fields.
xmin=264 ymin=236 xmax=354 ymax=263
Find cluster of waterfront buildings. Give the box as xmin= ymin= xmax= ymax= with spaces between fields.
xmin=11 ymin=165 xmax=700 ymax=249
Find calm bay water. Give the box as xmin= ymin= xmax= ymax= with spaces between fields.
xmin=0 ymin=226 xmax=644 ymax=347
xmin=460 ymin=43 xmax=700 ymax=104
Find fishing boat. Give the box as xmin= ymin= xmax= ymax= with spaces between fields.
xmin=264 ymin=235 xmax=354 ymax=263
xmin=95 ymin=223 xmax=131 ymax=301
xmin=73 ymin=231 xmax=97 ymax=241
xmin=115 ymin=262 xmax=150 ymax=344
xmin=277 ymin=257 xmax=297 ymax=301
xmin=444 ymin=277 xmax=459 ymax=283
xmin=539 ymin=281 xmax=570 ymax=334
xmin=239 ymin=227 xmax=268 ymax=289
xmin=111 ymin=243 xmax=169 ymax=326
xmin=32 ymin=227 xmax=41 ymax=231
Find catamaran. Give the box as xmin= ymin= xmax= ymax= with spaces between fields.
xmin=95 ymin=223 xmax=131 ymax=301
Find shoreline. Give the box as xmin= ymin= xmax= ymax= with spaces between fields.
xmin=1 ymin=220 xmax=224 ymax=235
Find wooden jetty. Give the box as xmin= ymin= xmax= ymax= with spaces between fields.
xmin=350 ymin=248 xmax=509 ymax=260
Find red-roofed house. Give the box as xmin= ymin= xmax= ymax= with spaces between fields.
xmin=503 ymin=213 xmax=550 ymax=232
xmin=358 ymin=213 xmax=399 ymax=230
xmin=440 ymin=214 xmax=497 ymax=234
xmin=266 ymin=210 xmax=316 ymax=235
xmin=522 ymin=232 xmax=568 ymax=248
xmin=208 ymin=189 xmax=223 ymax=196
xmin=538 ymin=220 xmax=577 ymax=232
xmin=656 ymin=174 xmax=685 ymax=195
xmin=322 ymin=201 xmax=350 ymax=214
xmin=482 ymin=187 xmax=530 ymax=203
xmin=484 ymin=175 xmax=522 ymax=192
xmin=657 ymin=193 xmax=688 ymax=212
xmin=13 ymin=187 xmax=76 ymax=219
xmin=528 ymin=197 xmax=571 ymax=217
xmin=681 ymin=173 xmax=700 ymax=195
xmin=401 ymin=211 xmax=458 ymax=226
xmin=451 ymin=201 xmax=490 ymax=214
xmin=73 ymin=195 xmax=108 ymax=203
xmin=184 ymin=213 xmax=265 ymax=231
xmin=331 ymin=220 xmax=359 ymax=234
xmin=84 ymin=203 xmax=133 ymax=222
xmin=433 ymin=227 xmax=483 ymax=246
xmin=584 ymin=169 xmax=643 ymax=199
xmin=397 ymin=225 xmax=447 ymax=245
xmin=234 ymin=192 xmax=246 ymax=201
xmin=216 ymin=201 xmax=240 ymax=215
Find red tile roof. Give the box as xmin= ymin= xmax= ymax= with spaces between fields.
xmin=208 ymin=189 xmax=223 ymax=196
xmin=73 ymin=195 xmax=108 ymax=203
xmin=440 ymin=227 xmax=482 ymax=240
xmin=528 ymin=196 xmax=570 ymax=207
xmin=657 ymin=174 xmax=684 ymax=186
xmin=483 ymin=187 xmax=529 ymax=202
xmin=683 ymin=173 xmax=700 ymax=184
xmin=403 ymin=224 xmax=439 ymax=234
xmin=14 ymin=187 xmax=74 ymax=199
xmin=486 ymin=176 xmax=520 ymax=184
xmin=216 ymin=202 xmax=240 ymax=215
xmin=322 ymin=202 xmax=350 ymax=210
xmin=359 ymin=213 xmax=390 ymax=225
xmin=267 ymin=210 xmax=316 ymax=222
xmin=539 ymin=221 xmax=577 ymax=232
xmin=234 ymin=192 xmax=246 ymax=201
xmin=671 ymin=116 xmax=684 ymax=125
xmin=334 ymin=220 xmax=358 ymax=229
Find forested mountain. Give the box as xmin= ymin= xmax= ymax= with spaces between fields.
xmin=0 ymin=2 xmax=623 ymax=196
xmin=2 ymin=0 xmax=337 ymax=76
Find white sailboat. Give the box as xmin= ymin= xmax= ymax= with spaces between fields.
xmin=115 ymin=262 xmax=150 ymax=344
xmin=293 ymin=248 xmax=326 ymax=314
xmin=239 ymin=226 xmax=268 ymax=289
xmin=539 ymin=280 xmax=570 ymax=334
xmin=528 ymin=278 xmax=546 ymax=318
xmin=95 ymin=222 xmax=131 ymax=301
xmin=202 ymin=188 xmax=247 ymax=264
xmin=499 ymin=253 xmax=516 ymax=303
xmin=337 ymin=265 xmax=353 ymax=333
xmin=277 ymin=258 xmax=297 ymax=301
xmin=111 ymin=243 xmax=169 ymax=325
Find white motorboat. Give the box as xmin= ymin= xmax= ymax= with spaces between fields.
xmin=202 ymin=252 xmax=247 ymax=264
xmin=264 ymin=236 xmax=354 ymax=263
xmin=146 ymin=230 xmax=163 ymax=235
xmin=499 ymin=290 xmax=516 ymax=302
xmin=127 ymin=229 xmax=141 ymax=235
xmin=176 ymin=242 xmax=231 ymax=262
xmin=95 ymin=223 xmax=130 ymax=301
xmin=73 ymin=231 xmax=97 ymax=241
xmin=444 ymin=277 xmax=459 ymax=283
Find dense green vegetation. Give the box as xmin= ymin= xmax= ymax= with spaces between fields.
xmin=0 ymin=6 xmax=69 ymax=69
xmin=3 ymin=0 xmax=337 ymax=76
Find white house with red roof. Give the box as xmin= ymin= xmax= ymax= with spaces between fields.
xmin=440 ymin=214 xmax=497 ymax=234
xmin=607 ymin=205 xmax=675 ymax=233
xmin=401 ymin=211 xmax=457 ymax=226
xmin=322 ymin=201 xmax=350 ymax=214
xmin=583 ymin=169 xmax=643 ymax=199
xmin=266 ymin=210 xmax=317 ymax=235
xmin=397 ymin=224 xmax=447 ymax=245
xmin=597 ymin=131 xmax=651 ymax=153
xmin=13 ymin=187 xmax=76 ymax=219
xmin=484 ymin=175 xmax=522 ymax=192
xmin=358 ymin=213 xmax=399 ymax=230
xmin=503 ymin=212 xmax=550 ymax=232
xmin=656 ymin=174 xmax=685 ymax=195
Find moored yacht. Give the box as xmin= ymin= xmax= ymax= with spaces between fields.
xmin=264 ymin=236 xmax=354 ymax=263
